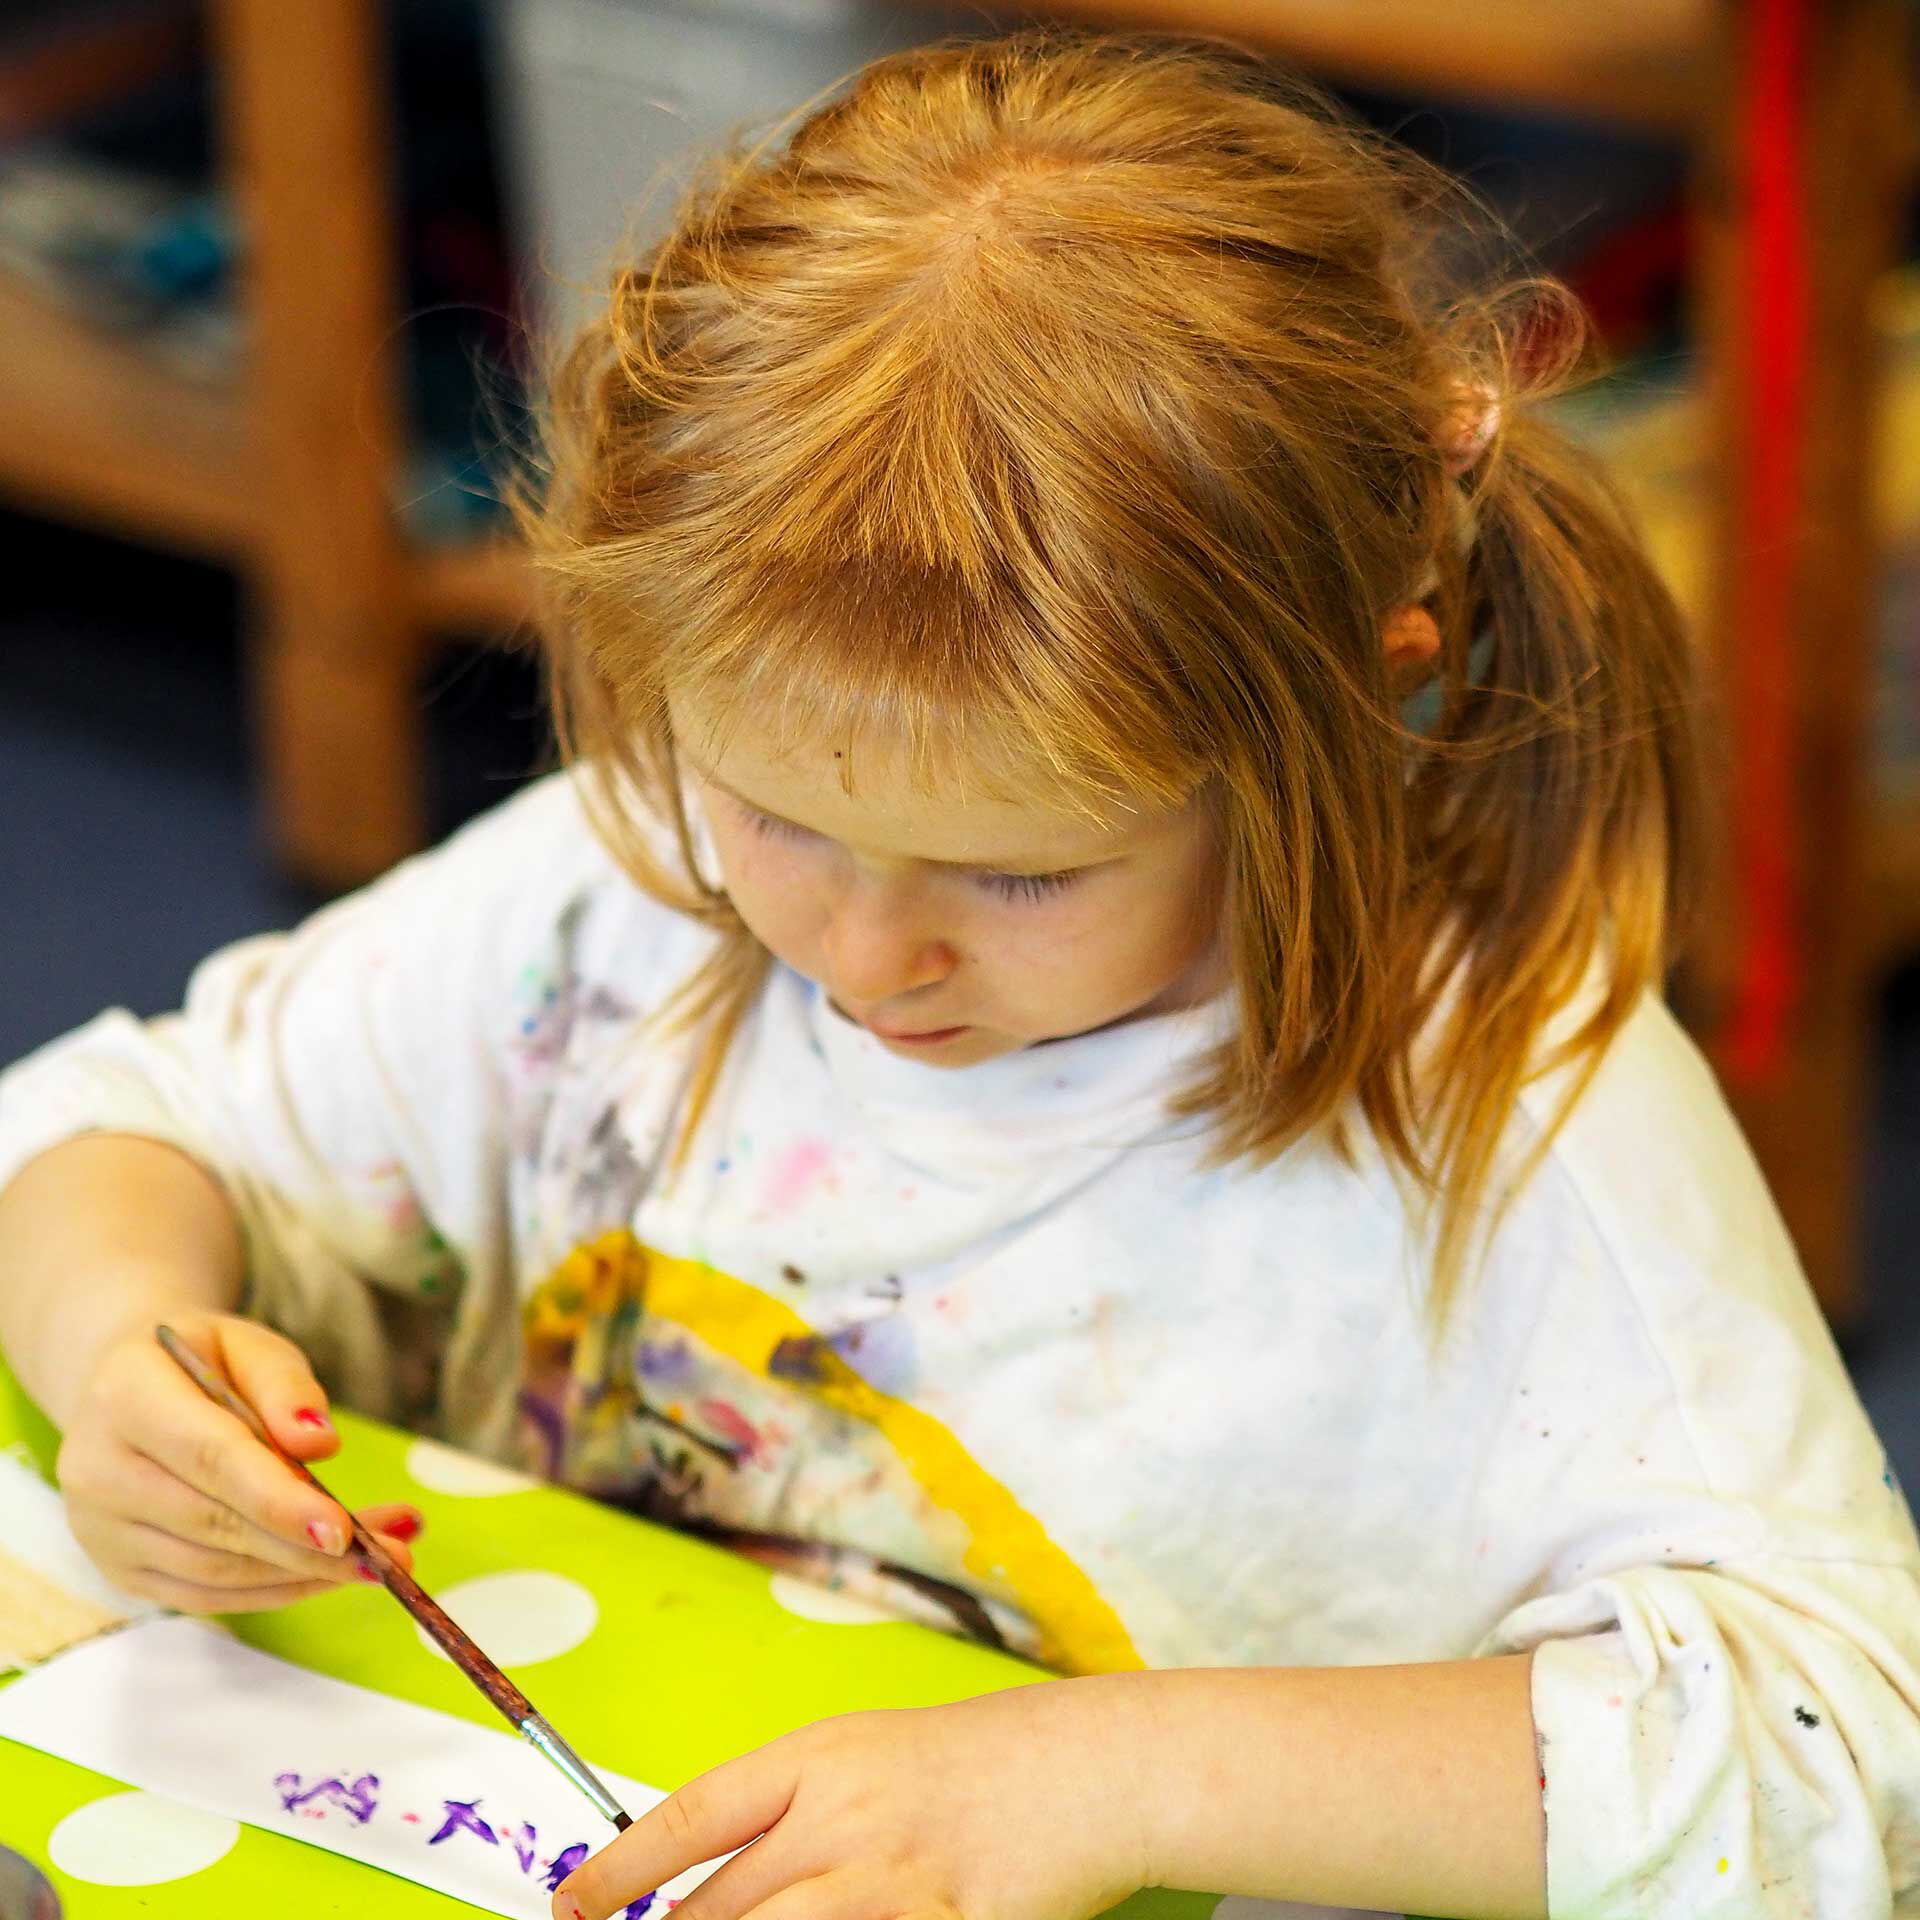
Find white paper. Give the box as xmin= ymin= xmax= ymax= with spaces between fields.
xmin=0 ymin=1447 xmax=157 ymax=1623
xmin=0 ymin=1615 xmax=723 ymax=1917
xmin=0 ymin=1447 xmax=156 ymax=1668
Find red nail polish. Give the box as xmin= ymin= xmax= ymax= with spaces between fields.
xmin=386 ymin=1512 xmax=422 ymax=1542
xmin=293 ymin=1407 xmax=331 ymax=1429
xmin=357 ymin=1562 xmax=382 ymax=1583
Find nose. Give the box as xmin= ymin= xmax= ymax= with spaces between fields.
xmin=822 ymin=873 xmax=956 ymax=1006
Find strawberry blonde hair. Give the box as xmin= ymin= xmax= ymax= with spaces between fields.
xmin=510 ymin=28 xmax=1701 ymax=1327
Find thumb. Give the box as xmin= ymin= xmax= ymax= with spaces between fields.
xmin=213 ymin=1316 xmax=342 ymax=1464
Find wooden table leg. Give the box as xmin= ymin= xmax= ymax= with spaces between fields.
xmin=1693 ymin=0 xmax=1912 ymax=1324
xmin=210 ymin=0 xmax=423 ymax=888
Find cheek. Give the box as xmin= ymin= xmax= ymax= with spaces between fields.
xmin=979 ymin=888 xmax=1188 ymax=1004
xmin=706 ymin=820 xmax=826 ymax=954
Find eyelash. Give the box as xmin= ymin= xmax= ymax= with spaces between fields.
xmin=738 ymin=806 xmax=1083 ymax=903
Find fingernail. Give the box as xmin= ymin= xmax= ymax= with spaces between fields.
xmin=293 ymin=1407 xmax=331 ymax=1430
xmin=386 ymin=1511 xmax=423 ymax=1543
xmin=307 ymin=1519 xmax=345 ymax=1555
xmin=357 ymin=1561 xmax=382 ymax=1584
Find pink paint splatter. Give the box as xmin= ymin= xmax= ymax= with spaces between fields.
xmin=696 ymin=1397 xmax=764 ymax=1465
xmin=402 ymin=1811 xmax=422 ymax=1823
xmin=763 ymin=1139 xmax=831 ymax=1212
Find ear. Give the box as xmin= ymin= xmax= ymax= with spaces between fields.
xmin=1382 ymin=603 xmax=1440 ymax=677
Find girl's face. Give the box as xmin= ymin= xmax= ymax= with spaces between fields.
xmin=673 ymin=696 xmax=1226 ymax=1067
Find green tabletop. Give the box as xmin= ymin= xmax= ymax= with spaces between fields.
xmin=0 ymin=1367 xmax=1215 ymax=1920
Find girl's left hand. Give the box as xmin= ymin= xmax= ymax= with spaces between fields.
xmin=551 ymin=1676 xmax=1157 ymax=1920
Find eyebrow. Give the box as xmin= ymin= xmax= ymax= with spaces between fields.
xmin=681 ymin=755 xmax=1119 ymax=877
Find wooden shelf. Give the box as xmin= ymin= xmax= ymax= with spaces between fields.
xmin=411 ymin=535 xmax=540 ymax=637
xmin=0 ymin=274 xmax=258 ymax=556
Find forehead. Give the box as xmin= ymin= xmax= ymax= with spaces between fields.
xmin=669 ymin=690 xmax=1177 ymax=868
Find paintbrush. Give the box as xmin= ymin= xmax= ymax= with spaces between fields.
xmin=155 ymin=1324 xmax=632 ymax=1834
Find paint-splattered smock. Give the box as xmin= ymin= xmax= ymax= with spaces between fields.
xmin=2 ymin=770 xmax=1918 ymax=1920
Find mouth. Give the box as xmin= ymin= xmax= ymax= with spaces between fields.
xmin=865 ymin=1021 xmax=971 ymax=1046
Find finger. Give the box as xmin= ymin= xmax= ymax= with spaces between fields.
xmin=555 ymin=1750 xmax=799 ymax=1920
xmin=133 ymin=1364 xmax=355 ymax=1558
xmin=209 ymin=1316 xmax=341 ymax=1463
xmin=68 ymin=1440 xmax=367 ymax=1582
xmin=357 ymin=1502 xmax=426 ymax=1546
xmin=647 ymin=1834 xmax=795 ymax=1920
xmin=732 ymin=1872 xmax=871 ymax=1920
xmin=125 ymin=1565 xmax=341 ymax=1616
xmin=115 ymin=1520 xmax=364 ymax=1593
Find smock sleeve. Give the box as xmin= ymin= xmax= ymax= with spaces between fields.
xmin=1487 ymin=1556 xmax=1920 ymax=1916
xmin=0 ymin=771 xmax=678 ymax=1440
xmin=1463 ymin=996 xmax=1920 ymax=1917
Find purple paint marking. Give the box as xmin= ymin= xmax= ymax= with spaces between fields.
xmin=273 ymin=1772 xmax=380 ymax=1825
xmin=546 ymin=1842 xmax=590 ymax=1891
xmin=429 ymin=1799 xmax=498 ymax=1847
xmin=625 ymin=1897 xmax=656 ymax=1918
xmin=509 ymin=1820 xmax=540 ymax=1873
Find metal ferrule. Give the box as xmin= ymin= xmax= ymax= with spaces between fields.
xmin=518 ymin=1714 xmax=630 ymax=1829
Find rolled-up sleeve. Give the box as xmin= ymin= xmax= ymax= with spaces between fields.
xmin=1487 ymin=1556 xmax=1920 ymax=1916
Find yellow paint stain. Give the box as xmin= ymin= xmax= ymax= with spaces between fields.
xmin=553 ymin=1229 xmax=1143 ymax=1675
xmin=1717 ymin=1859 xmax=1729 ymax=1875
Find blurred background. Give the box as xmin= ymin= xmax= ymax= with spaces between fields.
xmin=0 ymin=1 xmax=1914 ymax=1451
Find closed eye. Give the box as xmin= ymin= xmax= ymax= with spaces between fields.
xmin=978 ymin=869 xmax=1082 ymax=902
xmin=740 ymin=803 xmax=815 ymax=844
xmin=738 ymin=795 xmax=1084 ymax=899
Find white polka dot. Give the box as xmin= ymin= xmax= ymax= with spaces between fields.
xmin=48 ymin=1791 xmax=238 ymax=1885
xmin=769 ymin=1571 xmax=898 ymax=1625
xmin=404 ymin=1438 xmax=538 ymax=1498
xmin=417 ymin=1570 xmax=597 ymax=1667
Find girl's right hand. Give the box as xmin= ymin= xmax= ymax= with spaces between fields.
xmin=55 ymin=1310 xmax=424 ymax=1614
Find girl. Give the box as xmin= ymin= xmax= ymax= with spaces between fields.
xmin=1 ymin=29 xmax=1916 ymax=1920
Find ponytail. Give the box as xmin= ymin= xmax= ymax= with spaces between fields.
xmin=1399 ymin=310 xmax=1704 ymax=1321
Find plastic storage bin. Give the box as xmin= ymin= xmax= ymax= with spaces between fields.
xmin=494 ymin=0 xmax=963 ymax=335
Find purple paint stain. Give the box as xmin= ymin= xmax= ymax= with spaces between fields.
xmin=546 ymin=1842 xmax=590 ymax=1891
xmin=429 ymin=1799 xmax=498 ymax=1847
xmin=762 ymin=1138 xmax=831 ymax=1212
xmin=508 ymin=1820 xmax=540 ymax=1873
xmin=626 ymin=1896 xmax=657 ymax=1918
xmin=274 ymin=1772 xmax=380 ymax=1825
xmin=636 ymin=1338 xmax=696 ymax=1386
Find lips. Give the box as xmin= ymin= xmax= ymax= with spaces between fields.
xmin=865 ymin=1020 xmax=969 ymax=1043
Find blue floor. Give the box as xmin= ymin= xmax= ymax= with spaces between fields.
xmin=2 ymin=511 xmax=1917 ymax=1494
